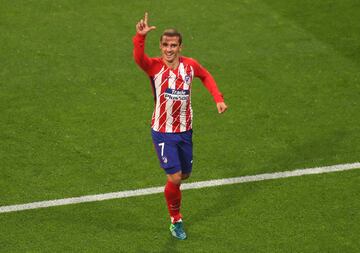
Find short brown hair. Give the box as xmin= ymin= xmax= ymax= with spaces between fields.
xmin=160 ymin=28 xmax=182 ymax=45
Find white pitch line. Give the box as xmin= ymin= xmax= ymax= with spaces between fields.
xmin=1 ymin=162 xmax=359 ymax=214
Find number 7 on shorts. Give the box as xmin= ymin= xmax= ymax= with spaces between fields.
xmin=158 ymin=142 xmax=165 ymax=156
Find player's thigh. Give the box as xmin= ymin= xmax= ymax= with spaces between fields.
xmin=152 ymin=130 xmax=181 ymax=173
xmin=178 ymin=130 xmax=193 ymax=174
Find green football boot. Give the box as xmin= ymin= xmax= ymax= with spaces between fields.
xmin=169 ymin=221 xmax=187 ymax=240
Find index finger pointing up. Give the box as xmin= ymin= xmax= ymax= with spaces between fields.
xmin=144 ymin=12 xmax=148 ymax=25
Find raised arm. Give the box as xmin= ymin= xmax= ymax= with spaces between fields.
xmin=133 ymin=12 xmax=157 ymax=72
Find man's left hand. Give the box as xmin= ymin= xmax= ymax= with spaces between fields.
xmin=216 ymin=102 xmax=228 ymax=114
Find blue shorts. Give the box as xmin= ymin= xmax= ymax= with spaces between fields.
xmin=151 ymin=129 xmax=193 ymax=175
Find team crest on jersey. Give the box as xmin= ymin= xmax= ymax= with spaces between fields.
xmin=184 ymin=75 xmax=191 ymax=84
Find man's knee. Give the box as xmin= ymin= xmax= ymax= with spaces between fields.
xmin=167 ymin=171 xmax=191 ymax=184
xmin=167 ymin=171 xmax=182 ymax=185
xmin=182 ymin=173 xmax=191 ymax=180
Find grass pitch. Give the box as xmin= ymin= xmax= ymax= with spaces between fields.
xmin=1 ymin=170 xmax=359 ymax=252
xmin=1 ymin=0 xmax=360 ymax=252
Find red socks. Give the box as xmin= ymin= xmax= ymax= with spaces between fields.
xmin=164 ymin=180 xmax=182 ymax=223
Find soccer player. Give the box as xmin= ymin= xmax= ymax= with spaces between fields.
xmin=133 ymin=13 xmax=227 ymax=240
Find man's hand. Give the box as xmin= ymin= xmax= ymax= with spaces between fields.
xmin=216 ymin=102 xmax=228 ymax=114
xmin=136 ymin=12 xmax=156 ymax=36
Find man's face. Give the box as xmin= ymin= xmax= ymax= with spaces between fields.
xmin=160 ymin=36 xmax=182 ymax=64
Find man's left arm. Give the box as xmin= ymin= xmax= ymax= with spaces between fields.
xmin=193 ymin=60 xmax=228 ymax=114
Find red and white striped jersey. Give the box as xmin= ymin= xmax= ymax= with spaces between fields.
xmin=133 ymin=33 xmax=224 ymax=133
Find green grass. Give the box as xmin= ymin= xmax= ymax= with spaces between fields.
xmin=1 ymin=170 xmax=359 ymax=252
xmin=1 ymin=0 xmax=360 ymax=251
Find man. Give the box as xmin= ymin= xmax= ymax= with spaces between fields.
xmin=133 ymin=12 xmax=227 ymax=240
